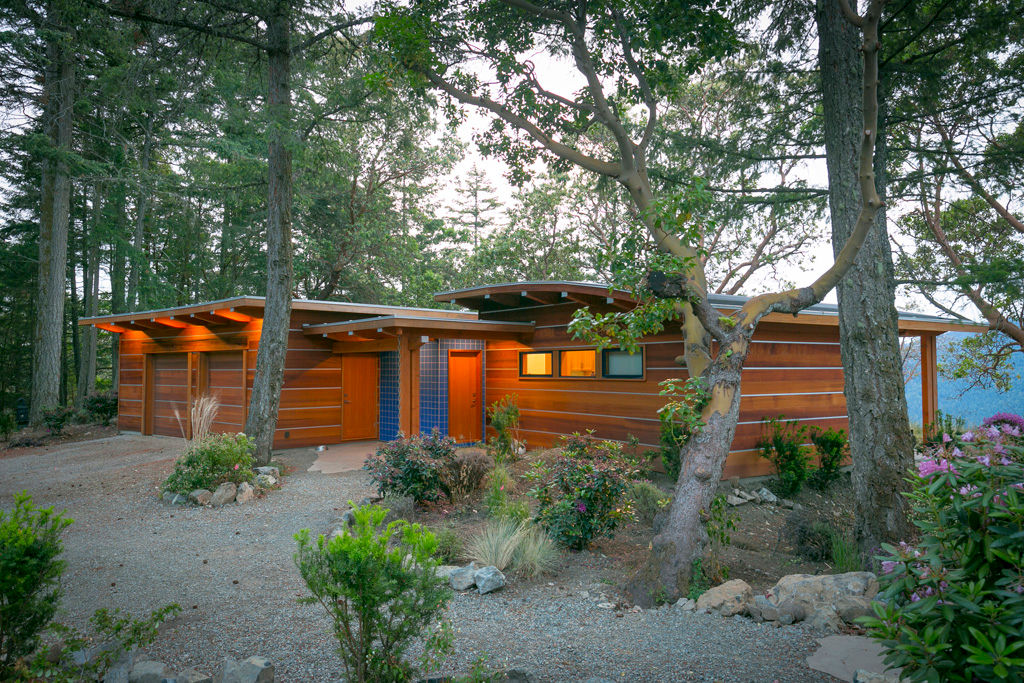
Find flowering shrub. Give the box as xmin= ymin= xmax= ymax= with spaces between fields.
xmin=364 ymin=431 xmax=459 ymax=504
xmin=162 ymin=433 xmax=254 ymax=494
xmin=862 ymin=425 xmax=1024 ymax=682
xmin=526 ymin=433 xmax=639 ymax=550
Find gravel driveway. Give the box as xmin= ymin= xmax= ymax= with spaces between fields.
xmin=0 ymin=435 xmax=838 ymax=682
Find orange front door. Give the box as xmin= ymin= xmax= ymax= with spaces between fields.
xmin=342 ymin=353 xmax=379 ymax=440
xmin=448 ymin=350 xmax=482 ymax=443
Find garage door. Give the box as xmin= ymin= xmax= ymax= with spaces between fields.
xmin=149 ymin=353 xmax=188 ymax=437
xmin=204 ymin=351 xmax=245 ymax=434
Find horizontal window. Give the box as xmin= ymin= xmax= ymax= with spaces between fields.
xmin=519 ymin=351 xmax=553 ymax=377
xmin=559 ymin=349 xmax=597 ymax=378
xmin=602 ymin=348 xmax=644 ymax=378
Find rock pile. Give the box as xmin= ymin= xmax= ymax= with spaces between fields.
xmin=724 ymin=485 xmax=800 ymax=510
xmin=162 ymin=468 xmax=281 ymax=508
xmin=91 ymin=652 xmax=273 ymax=683
xmin=446 ymin=562 xmax=507 ymax=595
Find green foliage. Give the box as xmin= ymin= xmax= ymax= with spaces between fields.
xmin=527 ymin=434 xmax=638 ymax=551
xmin=162 ymin=433 xmax=254 ymax=495
xmin=686 ymin=558 xmax=712 ymax=601
xmin=466 ymin=518 xmax=526 ymax=572
xmin=808 ymin=427 xmax=849 ymax=490
xmin=81 ymin=392 xmax=118 ymax=424
xmin=629 ymin=480 xmax=670 ymax=526
xmin=756 ymin=416 xmax=810 ymax=498
xmin=921 ymin=410 xmax=967 ymax=450
xmin=40 ymin=407 xmax=71 ymax=436
xmin=431 ymin=527 xmax=463 ymax=565
xmin=482 ymin=466 xmax=528 ymax=521
xmin=510 ymin=525 xmax=560 ymax=578
xmin=861 ymin=444 xmax=1024 ymax=682
xmin=0 ymin=493 xmax=72 ymax=676
xmin=294 ymin=505 xmax=453 ymax=683
xmin=702 ymin=494 xmax=736 ymax=583
xmin=364 ymin=431 xmax=458 ymax=504
xmin=486 ymin=395 xmax=520 ymax=464
xmin=0 ymin=411 xmax=15 ymax=441
xmin=829 ymin=532 xmax=861 ymax=573
xmin=657 ymin=378 xmax=709 ymax=480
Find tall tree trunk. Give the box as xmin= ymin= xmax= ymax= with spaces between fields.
xmin=76 ymin=185 xmax=100 ymax=407
xmin=128 ymin=115 xmax=155 ymax=312
xmin=110 ymin=176 xmax=127 ymax=389
xmin=31 ymin=1 xmax=74 ymax=422
xmin=816 ymin=0 xmax=915 ymax=555
xmin=245 ymin=4 xmax=293 ymax=464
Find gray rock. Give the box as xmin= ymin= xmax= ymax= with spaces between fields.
xmin=103 ymin=646 xmax=135 ymax=683
xmin=177 ymin=670 xmax=213 ymax=683
xmin=255 ymin=474 xmax=278 ymax=488
xmin=449 ymin=562 xmax=477 ymax=591
xmin=130 ymin=661 xmax=172 ymax=683
xmin=209 ymin=482 xmax=237 ymax=507
xmin=161 ymin=491 xmax=187 ymax=506
xmin=674 ymin=597 xmax=696 ymax=611
xmin=808 ymin=606 xmax=843 ymax=633
xmin=725 ymin=494 xmax=747 ymax=507
xmin=254 ymin=466 xmax=280 ymax=480
xmin=695 ymin=579 xmax=753 ymax=617
xmin=853 ymin=670 xmax=902 ymax=683
xmin=215 ymin=656 xmax=274 ymax=683
xmin=770 ymin=572 xmax=879 ymax=608
xmin=502 ymin=669 xmax=537 ymax=682
xmin=235 ymin=482 xmax=255 ymax=504
xmin=434 ymin=564 xmax=460 ymax=579
xmin=837 ymin=595 xmax=874 ymax=624
xmin=751 ymin=594 xmax=778 ymax=622
xmin=474 ymin=565 xmax=506 ymax=594
xmin=341 ymin=509 xmax=356 ymax=527
xmin=596 ymin=602 xmax=615 ymax=609
xmin=775 ymin=597 xmax=808 ymax=624
xmin=189 ymin=489 xmax=212 ymax=506
xmin=755 ymin=487 xmax=778 ymax=504
xmin=781 ymin=498 xmax=795 ymax=509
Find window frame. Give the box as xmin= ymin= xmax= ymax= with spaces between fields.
xmin=601 ymin=347 xmax=645 ymax=379
xmin=557 ymin=348 xmax=599 ymax=379
xmin=518 ymin=350 xmax=554 ymax=378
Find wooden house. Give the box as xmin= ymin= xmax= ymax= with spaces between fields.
xmin=81 ymin=281 xmax=980 ymax=477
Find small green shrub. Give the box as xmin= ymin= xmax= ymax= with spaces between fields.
xmin=657 ymin=378 xmax=708 ymax=480
xmin=527 ymin=434 xmax=638 ymax=550
xmin=483 ymin=466 xmax=513 ymax=518
xmin=466 ymin=518 xmax=527 ymax=571
xmin=861 ymin=442 xmax=1024 ymax=682
xmin=432 ymin=527 xmax=463 ymax=564
xmin=920 ymin=409 xmax=966 ymax=450
xmin=294 ymin=505 xmax=452 ymax=683
xmin=511 ymin=525 xmax=560 ymax=578
xmin=0 ymin=411 xmax=15 ymax=441
xmin=808 ymin=427 xmax=848 ymax=490
xmin=686 ymin=558 xmax=712 ymax=601
xmin=829 ymin=531 xmax=861 ymax=573
xmin=756 ymin=416 xmax=810 ymax=498
xmin=487 ymin=395 xmax=520 ymax=464
xmin=40 ymin=406 xmax=71 ymax=436
xmin=162 ymin=433 xmax=254 ymax=494
xmin=0 ymin=493 xmax=72 ymax=676
xmin=629 ymin=480 xmax=669 ymax=526
xmin=364 ymin=430 xmax=457 ymax=504
xmin=785 ymin=509 xmax=834 ymax=562
xmin=82 ymin=392 xmax=118 ymax=424
xmin=703 ymin=494 xmax=736 ymax=583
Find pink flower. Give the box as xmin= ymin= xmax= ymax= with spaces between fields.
xmin=918 ymin=458 xmax=957 ymax=477
xmin=962 ymin=431 xmax=975 ymax=443
xmin=987 ymin=426 xmax=1001 ymax=440
xmin=942 ymin=433 xmax=952 ymax=444
xmin=234 ymin=463 xmax=240 ymax=470
xmin=977 ymin=455 xmax=991 ymax=467
xmin=881 ymin=560 xmax=898 ymax=574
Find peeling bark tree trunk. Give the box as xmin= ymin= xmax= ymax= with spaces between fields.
xmin=244 ymin=5 xmax=294 ymax=465
xmin=817 ymin=0 xmax=915 ymax=555
xmin=31 ymin=0 xmax=74 ymax=423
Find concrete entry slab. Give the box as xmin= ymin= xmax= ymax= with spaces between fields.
xmin=307 ymin=440 xmax=381 ymax=474
xmin=806 ymin=635 xmax=899 ymax=683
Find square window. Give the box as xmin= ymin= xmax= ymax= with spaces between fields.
xmin=602 ymin=348 xmax=644 ymax=378
xmin=559 ymin=349 xmax=597 ymax=378
xmin=519 ymin=351 xmax=553 ymax=377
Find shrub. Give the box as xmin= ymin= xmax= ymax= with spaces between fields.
xmin=861 ymin=440 xmax=1024 ymax=682
xmin=920 ymin=409 xmax=966 ymax=450
xmin=756 ymin=416 xmax=810 ymax=498
xmin=829 ymin=531 xmax=861 ymax=573
xmin=82 ymin=392 xmax=118 ymax=425
xmin=785 ymin=509 xmax=835 ymax=562
xmin=40 ymin=406 xmax=71 ymax=436
xmin=364 ymin=430 xmax=457 ymax=504
xmin=0 ymin=493 xmax=72 ymax=676
xmin=629 ymin=480 xmax=669 ymax=527
xmin=487 ymin=395 xmax=521 ymax=464
xmin=162 ymin=433 xmax=254 ymax=494
xmin=702 ymin=494 xmax=736 ymax=583
xmin=295 ymin=505 xmax=452 ymax=683
xmin=527 ymin=434 xmax=638 ymax=550
xmin=438 ymin=450 xmax=492 ymax=504
xmin=0 ymin=411 xmax=15 ymax=441
xmin=466 ymin=518 xmax=527 ymax=571
xmin=511 ymin=525 xmax=560 ymax=578
xmin=432 ymin=527 xmax=463 ymax=564
xmin=657 ymin=378 xmax=708 ymax=480
xmin=483 ymin=466 xmax=512 ymax=517
xmin=808 ymin=427 xmax=849 ymax=490
xmin=686 ymin=558 xmax=712 ymax=601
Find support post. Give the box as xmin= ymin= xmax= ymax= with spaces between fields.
xmin=920 ymin=333 xmax=939 ymax=428
xmin=398 ymin=334 xmax=420 ymax=436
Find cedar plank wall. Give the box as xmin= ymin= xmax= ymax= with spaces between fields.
xmin=482 ymin=301 xmax=848 ymax=478
xmin=117 ymin=310 xmax=344 ymax=449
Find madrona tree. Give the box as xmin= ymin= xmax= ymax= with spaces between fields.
xmin=377 ymin=0 xmax=891 ymax=600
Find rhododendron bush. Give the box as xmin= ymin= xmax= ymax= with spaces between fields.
xmin=863 ymin=414 xmax=1024 ymax=682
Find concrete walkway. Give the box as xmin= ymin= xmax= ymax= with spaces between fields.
xmin=305 ymin=440 xmax=380 ymax=474
xmin=806 ymin=635 xmax=897 ymax=682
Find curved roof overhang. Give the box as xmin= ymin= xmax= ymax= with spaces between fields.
xmin=434 ymin=281 xmax=636 ymax=312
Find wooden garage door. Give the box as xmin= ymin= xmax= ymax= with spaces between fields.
xmin=203 ymin=351 xmax=245 ymax=434
xmin=149 ymin=353 xmax=189 ymax=437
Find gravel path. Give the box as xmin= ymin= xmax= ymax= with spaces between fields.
xmin=0 ymin=435 xmax=839 ymax=682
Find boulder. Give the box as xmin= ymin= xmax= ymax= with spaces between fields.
xmin=695 ymin=579 xmax=753 ymax=617
xmin=341 ymin=509 xmax=356 ymax=527
xmin=255 ymin=474 xmax=278 ymax=488
xmin=449 ymin=562 xmax=478 ymax=591
xmin=178 ymin=670 xmax=213 ymax=683
xmin=769 ymin=572 xmax=879 ymax=609
xmin=129 ymin=661 xmax=172 ymax=683
xmin=215 ymin=656 xmax=274 ymax=683
xmin=209 ymin=482 xmax=237 ymax=507
xmin=673 ymin=597 xmax=696 ymax=611
xmin=189 ymin=489 xmax=212 ymax=506
xmin=747 ymin=594 xmax=778 ymax=622
xmin=474 ymin=566 xmax=506 ymax=595
xmin=161 ymin=492 xmax=187 ymax=506
xmin=235 ymin=482 xmax=255 ymax=504
xmin=854 ymin=670 xmax=902 ymax=683
xmin=725 ymin=494 xmax=748 ymax=507
xmin=254 ymin=466 xmax=280 ymax=480
xmin=808 ymin=605 xmax=843 ymax=633
xmin=434 ymin=565 xmax=460 ymax=579
xmin=836 ymin=595 xmax=874 ymax=624
xmin=755 ymin=487 xmax=778 ymax=504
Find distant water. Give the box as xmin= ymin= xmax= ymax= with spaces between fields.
xmin=904 ymin=332 xmax=1024 ymax=427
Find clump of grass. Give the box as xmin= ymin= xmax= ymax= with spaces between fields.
xmin=466 ymin=518 xmax=527 ymax=571
xmin=829 ymin=531 xmax=861 ymax=572
xmin=511 ymin=525 xmax=560 ymax=578
xmin=433 ymin=526 xmax=463 ymax=564
xmin=629 ymin=480 xmax=670 ymax=526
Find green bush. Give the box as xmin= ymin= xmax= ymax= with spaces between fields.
xmin=756 ymin=416 xmax=810 ymax=498
xmin=527 ymin=434 xmax=638 ymax=550
xmin=294 ymin=505 xmax=453 ymax=683
xmin=629 ymin=480 xmax=669 ymax=526
xmin=920 ymin=409 xmax=967 ymax=450
xmin=808 ymin=427 xmax=849 ymax=490
xmin=861 ymin=444 xmax=1024 ymax=682
xmin=162 ymin=433 xmax=254 ymax=494
xmin=0 ymin=411 xmax=15 ymax=441
xmin=364 ymin=430 xmax=457 ymax=504
xmin=657 ymin=378 xmax=708 ymax=480
xmin=487 ymin=395 xmax=521 ymax=464
xmin=432 ymin=527 xmax=463 ymax=564
xmin=0 ymin=492 xmax=72 ymax=676
xmin=82 ymin=392 xmax=118 ymax=424
xmin=40 ymin=407 xmax=71 ymax=436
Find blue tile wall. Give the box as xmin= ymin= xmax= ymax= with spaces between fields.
xmin=378 ymin=351 xmax=400 ymax=441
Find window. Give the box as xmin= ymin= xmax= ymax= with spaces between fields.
xmin=559 ymin=349 xmax=597 ymax=378
xmin=602 ymin=348 xmax=644 ymax=378
xmin=519 ymin=351 xmax=553 ymax=377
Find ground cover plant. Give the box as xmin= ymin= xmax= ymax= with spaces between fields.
xmin=863 ymin=417 xmax=1024 ymax=682
xmin=294 ymin=504 xmax=452 ymax=683
xmin=162 ymin=433 xmax=255 ymax=495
